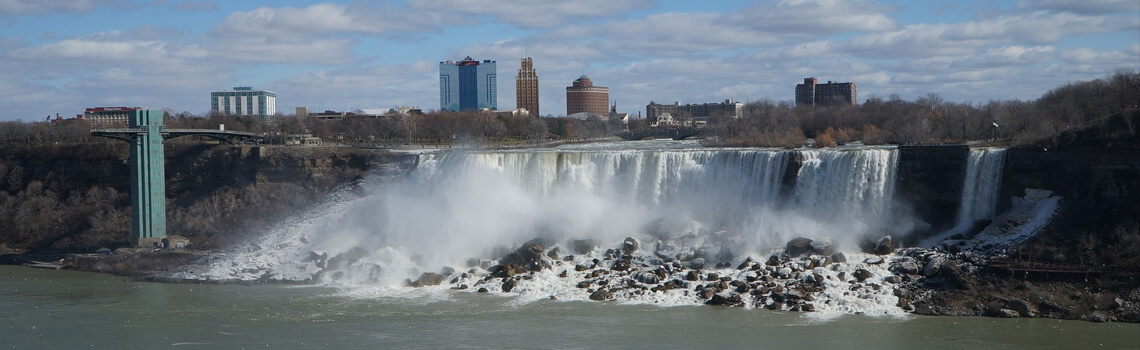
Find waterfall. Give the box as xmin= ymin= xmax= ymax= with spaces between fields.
xmin=957 ymin=148 xmax=1007 ymax=224
xmin=921 ymin=147 xmax=1007 ymax=247
xmin=792 ymin=148 xmax=899 ymax=228
xmin=196 ymin=145 xmax=905 ymax=285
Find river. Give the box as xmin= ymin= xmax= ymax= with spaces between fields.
xmin=2 ymin=266 xmax=1137 ymax=349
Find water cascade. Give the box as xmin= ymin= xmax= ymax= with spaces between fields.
xmin=194 ymin=144 xmax=909 ymax=288
xmin=921 ymin=148 xmax=1007 ymax=247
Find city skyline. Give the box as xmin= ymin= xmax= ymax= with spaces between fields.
xmin=0 ymin=0 xmax=1137 ymax=121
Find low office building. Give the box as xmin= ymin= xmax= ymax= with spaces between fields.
xmin=645 ymin=99 xmax=742 ymax=122
xmin=84 ymin=107 xmax=142 ymax=128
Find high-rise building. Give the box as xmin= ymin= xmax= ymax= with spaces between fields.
xmin=566 ymin=75 xmax=609 ymax=116
xmin=440 ymin=56 xmax=498 ymax=111
xmin=515 ymin=57 xmax=539 ymax=116
xmin=645 ymin=99 xmax=743 ymax=122
xmin=210 ymin=87 xmax=277 ymax=119
xmin=795 ymin=78 xmax=857 ymax=106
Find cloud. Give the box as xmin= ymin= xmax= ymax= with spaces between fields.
xmin=948 ymin=45 xmax=1057 ymax=68
xmin=208 ymin=36 xmax=358 ymax=65
xmin=407 ymin=0 xmax=652 ymax=28
xmin=272 ymin=62 xmax=439 ymax=111
xmin=839 ymin=11 xmax=1130 ymax=59
xmin=1059 ymin=47 xmax=1139 ymax=66
xmin=1017 ymin=0 xmax=1140 ymax=15
xmin=171 ymin=0 xmax=216 ymax=12
xmin=212 ymin=3 xmax=470 ymax=38
xmin=727 ymin=0 xmax=899 ymax=36
xmin=941 ymin=11 xmax=1130 ymax=44
xmin=0 ymin=0 xmax=99 ymax=16
xmin=207 ymin=3 xmax=476 ymax=64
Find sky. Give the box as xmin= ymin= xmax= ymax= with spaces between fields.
xmin=0 ymin=0 xmax=1137 ymax=121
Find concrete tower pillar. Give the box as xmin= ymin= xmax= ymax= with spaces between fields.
xmin=129 ymin=109 xmax=167 ymax=247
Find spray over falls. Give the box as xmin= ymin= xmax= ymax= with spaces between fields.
xmin=195 ymin=145 xmax=899 ymax=280
xmin=186 ymin=143 xmax=1046 ymax=314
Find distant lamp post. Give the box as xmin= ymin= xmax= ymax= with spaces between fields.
xmin=991 ymin=122 xmax=999 ymax=141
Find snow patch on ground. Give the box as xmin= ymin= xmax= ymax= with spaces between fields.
xmin=942 ymin=189 xmax=1061 ymax=254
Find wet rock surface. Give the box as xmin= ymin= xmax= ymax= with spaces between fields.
xmin=35 ymin=229 xmax=1139 ymax=323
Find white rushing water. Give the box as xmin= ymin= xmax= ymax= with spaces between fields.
xmin=188 ymin=143 xmax=917 ymax=313
xmin=921 ymin=147 xmax=1007 ymax=247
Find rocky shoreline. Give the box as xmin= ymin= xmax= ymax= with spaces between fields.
xmin=3 ymin=231 xmax=1137 ymax=323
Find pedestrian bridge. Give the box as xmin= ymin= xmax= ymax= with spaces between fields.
xmin=91 ymin=128 xmax=262 ymax=144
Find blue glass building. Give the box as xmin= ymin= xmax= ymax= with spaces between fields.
xmin=440 ymin=57 xmax=497 ymax=111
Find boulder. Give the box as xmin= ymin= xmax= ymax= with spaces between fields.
xmin=589 ymin=289 xmax=613 ymax=301
xmin=546 ymin=247 xmax=560 ymax=260
xmin=685 ymin=270 xmax=700 ymax=281
xmin=1006 ymin=299 xmax=1036 ymax=318
xmin=632 ymin=271 xmax=661 ymax=285
xmin=705 ymin=294 xmax=731 ymax=306
xmin=622 ymin=237 xmax=639 ymax=254
xmin=785 ymin=237 xmax=814 ymax=257
xmin=830 ymin=252 xmax=847 ymax=264
xmin=489 ymin=264 xmax=523 ymax=278
xmin=873 ymin=236 xmax=894 ymax=255
xmin=809 ymin=237 xmax=834 ymax=256
xmin=689 ymin=258 xmax=706 ymax=270
xmin=610 ymin=255 xmax=632 ymax=271
xmin=1089 ymin=312 xmax=1110 ymax=323
xmin=498 ymin=243 xmax=550 ymax=273
xmin=853 ymin=268 xmax=874 ymax=282
xmin=863 ymin=257 xmax=885 ymax=265
xmin=477 ymin=287 xmax=489 ymax=293
xmin=571 ymin=239 xmax=598 ymax=255
xmin=892 ymin=258 xmax=921 ymax=275
xmin=409 ymin=272 xmax=446 ymax=287
xmin=502 ymin=278 xmax=517 ymax=293
xmin=737 ymin=257 xmax=755 ymax=270
xmin=922 ymin=256 xmax=945 ymax=277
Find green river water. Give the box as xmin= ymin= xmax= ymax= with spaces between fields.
xmin=2 ymin=266 xmax=1137 ymax=349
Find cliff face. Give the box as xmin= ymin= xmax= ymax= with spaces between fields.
xmin=1003 ymin=145 xmax=1140 ymax=203
xmin=0 ymin=144 xmax=417 ymax=252
xmin=895 ymin=145 xmax=969 ymax=232
xmin=1002 ymin=135 xmax=1140 ymax=266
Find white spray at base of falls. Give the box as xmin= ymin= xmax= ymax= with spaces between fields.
xmin=921 ymin=148 xmax=1007 ymax=247
xmin=187 ymin=145 xmax=912 ymax=313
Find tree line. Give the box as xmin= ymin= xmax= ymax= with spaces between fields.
xmin=707 ymin=70 xmax=1139 ymax=147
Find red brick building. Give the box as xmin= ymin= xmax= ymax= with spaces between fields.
xmin=566 ymin=75 xmax=609 ymax=116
